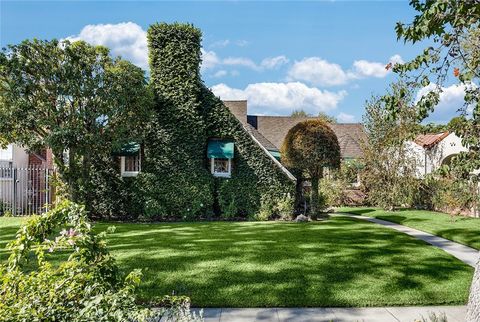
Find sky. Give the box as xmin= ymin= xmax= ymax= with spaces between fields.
xmin=0 ymin=0 xmax=468 ymax=123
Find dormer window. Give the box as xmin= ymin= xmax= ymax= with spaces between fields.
xmin=207 ymin=140 xmax=234 ymax=178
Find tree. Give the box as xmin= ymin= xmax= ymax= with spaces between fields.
xmin=391 ymin=1 xmax=479 ymax=319
xmin=291 ymin=109 xmax=311 ymax=117
xmin=281 ymin=119 xmax=340 ymax=216
xmin=0 ymin=39 xmax=150 ymax=202
xmin=290 ymin=110 xmax=337 ymax=123
xmin=361 ymin=82 xmax=420 ymax=210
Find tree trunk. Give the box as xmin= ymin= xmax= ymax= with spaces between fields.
xmin=467 ymin=254 xmax=480 ymax=322
xmin=295 ymin=177 xmax=304 ymax=214
xmin=310 ymin=176 xmax=319 ymax=217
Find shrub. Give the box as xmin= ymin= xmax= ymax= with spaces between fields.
xmin=320 ymin=177 xmax=346 ymax=207
xmin=0 ymin=200 xmax=202 ymax=322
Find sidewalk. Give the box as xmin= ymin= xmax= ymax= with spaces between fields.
xmin=337 ymin=213 xmax=479 ymax=267
xmin=196 ymin=306 xmax=466 ymax=322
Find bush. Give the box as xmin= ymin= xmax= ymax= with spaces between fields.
xmin=320 ymin=177 xmax=346 ymax=207
xmin=252 ymin=193 xmax=294 ymax=221
xmin=0 ymin=200 xmax=202 ymax=322
xmin=416 ymin=175 xmax=477 ymax=216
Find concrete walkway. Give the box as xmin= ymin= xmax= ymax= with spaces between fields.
xmin=196 ymin=306 xmax=466 ymax=322
xmin=338 ymin=213 xmax=479 ymax=267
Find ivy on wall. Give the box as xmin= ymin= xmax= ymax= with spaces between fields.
xmin=90 ymin=23 xmax=295 ymax=220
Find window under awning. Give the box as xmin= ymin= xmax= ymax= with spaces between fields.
xmin=207 ymin=140 xmax=234 ymax=159
xmin=113 ymin=142 xmax=140 ymax=156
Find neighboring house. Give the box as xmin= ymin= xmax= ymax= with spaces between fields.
xmin=406 ymin=131 xmax=472 ymax=177
xmin=223 ymin=100 xmax=366 ymax=162
xmin=0 ymin=144 xmax=53 ymax=215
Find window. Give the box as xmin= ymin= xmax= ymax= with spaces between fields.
xmin=0 ymin=160 xmax=13 ymax=179
xmin=207 ymin=139 xmax=234 ymax=178
xmin=210 ymin=158 xmax=231 ymax=178
xmin=121 ymin=155 xmax=141 ymax=177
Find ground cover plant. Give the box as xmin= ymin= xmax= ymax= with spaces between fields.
xmin=0 ymin=215 xmax=474 ymax=308
xmin=337 ymin=207 xmax=480 ymax=250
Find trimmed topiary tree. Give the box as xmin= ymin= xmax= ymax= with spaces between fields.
xmin=281 ymin=120 xmax=340 ymax=217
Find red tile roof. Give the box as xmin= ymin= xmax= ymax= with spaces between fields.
xmin=414 ymin=132 xmax=449 ymax=148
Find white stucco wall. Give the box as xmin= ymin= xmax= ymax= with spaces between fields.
xmin=0 ymin=144 xmax=29 ymax=167
xmin=408 ymin=133 xmax=472 ymax=177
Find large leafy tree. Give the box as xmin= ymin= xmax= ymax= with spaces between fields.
xmin=0 ymin=39 xmax=150 ymax=202
xmin=281 ymin=119 xmax=340 ymax=216
xmin=389 ymin=1 xmax=479 ymax=319
xmin=361 ymin=82 xmax=420 ymax=210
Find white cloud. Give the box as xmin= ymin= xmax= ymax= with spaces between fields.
xmin=66 ymin=22 xmax=148 ymax=69
xmin=223 ymin=57 xmax=259 ymax=70
xmin=351 ymin=60 xmax=389 ymax=78
xmin=416 ymin=83 xmax=476 ymax=123
xmin=211 ymin=82 xmax=347 ymax=115
xmin=260 ymin=56 xmax=289 ymax=69
xmin=210 ymin=39 xmax=230 ymax=48
xmin=201 ymin=49 xmax=221 ymax=70
xmin=202 ymin=50 xmax=289 ymax=72
xmin=288 ymin=57 xmax=350 ymax=86
xmin=287 ymin=54 xmax=404 ymax=86
xmin=389 ymin=54 xmax=404 ymax=65
xmin=212 ymin=70 xmax=228 ymax=78
xmin=209 ymin=39 xmax=249 ymax=48
xmin=235 ymin=40 xmax=249 ymax=47
xmin=337 ymin=112 xmax=356 ymax=123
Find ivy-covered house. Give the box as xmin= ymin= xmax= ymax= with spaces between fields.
xmin=102 ymin=23 xmax=296 ymax=221
xmin=100 ymin=23 xmax=366 ymax=220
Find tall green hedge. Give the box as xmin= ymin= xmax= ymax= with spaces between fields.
xmin=91 ymin=23 xmax=295 ymax=220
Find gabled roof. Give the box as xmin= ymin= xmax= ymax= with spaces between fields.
xmin=247 ymin=115 xmax=366 ymax=159
xmin=414 ymin=131 xmax=449 ymax=148
xmin=244 ymin=123 xmax=279 ymax=152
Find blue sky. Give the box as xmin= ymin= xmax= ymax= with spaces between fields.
xmin=1 ymin=1 xmax=465 ymax=123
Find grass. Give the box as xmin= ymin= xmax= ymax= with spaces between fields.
xmin=0 ymin=215 xmax=474 ymax=307
xmin=336 ymin=207 xmax=480 ymax=250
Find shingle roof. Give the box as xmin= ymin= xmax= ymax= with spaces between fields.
xmin=414 ymin=132 xmax=449 ymax=148
xmin=243 ymin=123 xmax=279 ymax=152
xmin=250 ymin=116 xmax=366 ymax=158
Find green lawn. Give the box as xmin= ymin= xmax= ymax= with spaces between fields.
xmin=0 ymin=216 xmax=474 ymax=307
xmin=337 ymin=207 xmax=480 ymax=250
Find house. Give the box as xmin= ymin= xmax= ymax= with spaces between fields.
xmin=0 ymin=144 xmax=53 ymax=215
xmin=406 ymin=131 xmax=474 ymax=177
xmin=223 ymin=100 xmax=366 ymax=162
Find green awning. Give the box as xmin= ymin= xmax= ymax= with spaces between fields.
xmin=269 ymin=150 xmax=281 ymax=160
xmin=113 ymin=142 xmax=140 ymax=156
xmin=207 ymin=140 xmax=234 ymax=159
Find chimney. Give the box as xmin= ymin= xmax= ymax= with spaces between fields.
xmin=223 ymin=100 xmax=247 ymax=125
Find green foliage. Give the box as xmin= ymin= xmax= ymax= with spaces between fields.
xmin=0 ymin=39 xmax=151 ymax=205
xmin=416 ymin=175 xmax=477 ymax=216
xmin=137 ymin=23 xmax=294 ymax=220
xmin=0 ymin=201 xmax=203 ymax=321
xmin=361 ymin=82 xmax=420 ymax=210
xmin=0 ymin=200 xmax=149 ymax=321
xmin=290 ymin=110 xmax=337 ymax=123
xmin=391 ymin=0 xmax=480 ymax=177
xmin=281 ymin=119 xmax=340 ymax=216
xmin=320 ymin=177 xmax=347 ymax=207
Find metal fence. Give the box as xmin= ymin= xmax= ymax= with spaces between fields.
xmin=0 ymin=167 xmax=54 ymax=216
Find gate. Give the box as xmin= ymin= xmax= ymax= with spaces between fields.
xmin=0 ymin=167 xmax=54 ymax=216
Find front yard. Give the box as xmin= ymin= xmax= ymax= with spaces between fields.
xmin=337 ymin=207 xmax=480 ymax=250
xmin=0 ymin=215 xmax=474 ymax=307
